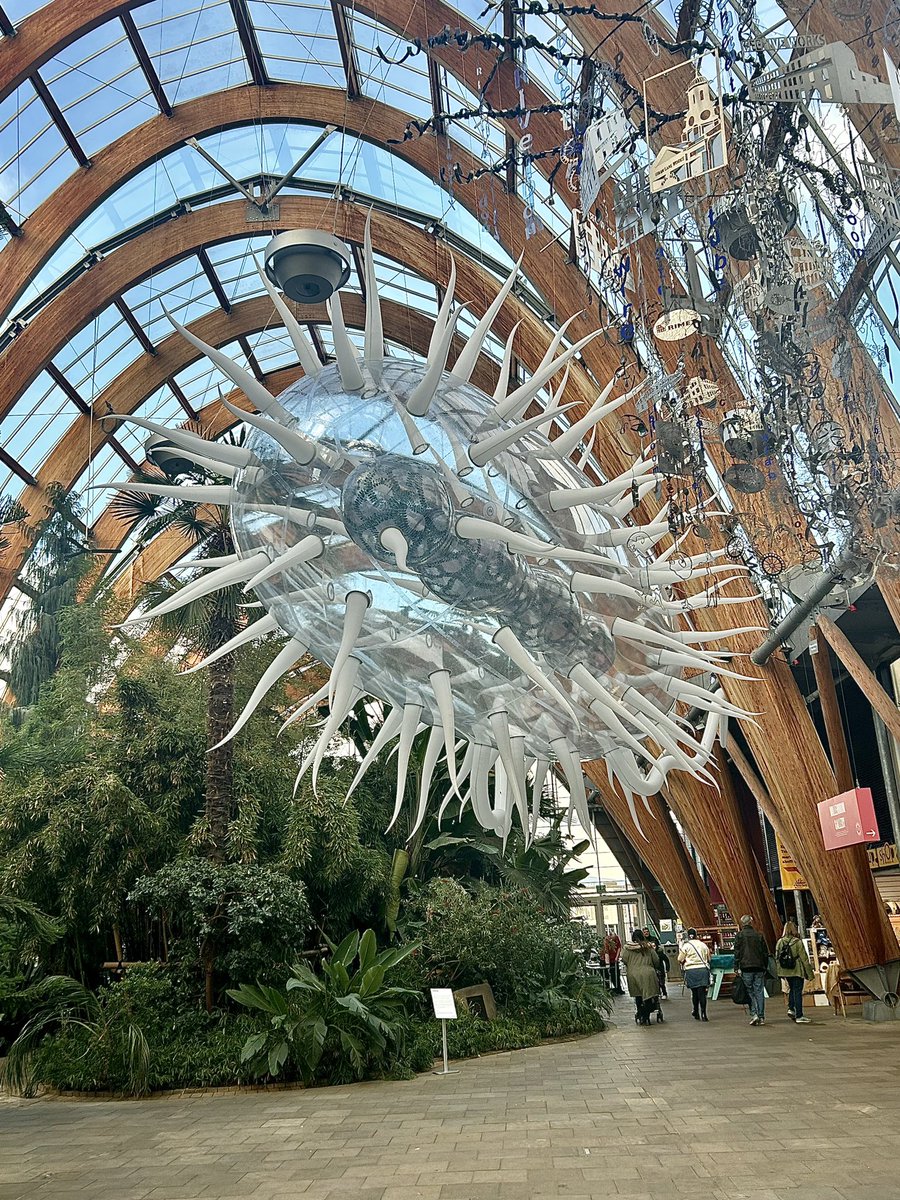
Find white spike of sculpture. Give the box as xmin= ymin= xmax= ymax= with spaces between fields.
xmin=363 ymin=211 xmax=383 ymax=363
xmin=110 ymin=230 xmax=755 ymax=840
xmin=407 ymin=305 xmax=465 ymax=417
xmin=254 ymin=256 xmax=321 ymax=379
xmin=453 ymin=254 xmax=522 ymax=382
xmin=492 ymin=320 xmax=522 ymax=402
xmin=104 ymin=413 xmax=254 ymax=467
xmin=180 ymin=612 xmax=280 ymax=674
xmin=162 ymin=307 xmax=292 ymax=422
xmin=494 ymin=326 xmax=604 ymax=422
xmin=329 ymin=590 xmax=371 ymax=705
xmin=538 ymin=378 xmax=637 ymax=461
xmin=243 ymin=536 xmax=325 ymax=592
xmin=327 ymin=292 xmax=365 ymax=391
xmin=209 ymin=636 xmax=309 ymax=750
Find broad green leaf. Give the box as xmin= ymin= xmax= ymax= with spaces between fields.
xmin=358 ymin=928 xmax=377 ymax=973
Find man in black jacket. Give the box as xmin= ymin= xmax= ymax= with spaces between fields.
xmin=733 ymin=914 xmax=771 ymax=1025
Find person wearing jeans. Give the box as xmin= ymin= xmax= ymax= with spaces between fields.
xmin=775 ymin=919 xmax=814 ymax=1025
xmin=733 ymin=914 xmax=771 ymax=1026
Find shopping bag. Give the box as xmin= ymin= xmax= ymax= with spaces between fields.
xmin=732 ymin=973 xmax=749 ymax=1005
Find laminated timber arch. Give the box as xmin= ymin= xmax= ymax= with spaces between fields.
xmin=584 ymin=763 xmax=713 ymax=931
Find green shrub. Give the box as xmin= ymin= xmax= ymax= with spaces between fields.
xmin=130 ymin=860 xmax=312 ymax=1002
xmin=229 ymin=929 xmax=420 ymax=1085
xmin=410 ymin=878 xmax=610 ymax=1014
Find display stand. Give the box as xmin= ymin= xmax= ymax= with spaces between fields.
xmin=430 ymin=988 xmax=459 ymax=1076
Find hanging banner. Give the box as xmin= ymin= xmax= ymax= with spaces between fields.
xmin=776 ymin=834 xmax=810 ymax=890
xmin=818 ymin=787 xmax=879 ymax=851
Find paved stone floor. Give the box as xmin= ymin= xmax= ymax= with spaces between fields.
xmin=4 ymin=990 xmax=900 ymax=1200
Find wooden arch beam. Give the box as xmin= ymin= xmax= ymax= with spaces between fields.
xmin=0 ymin=195 xmax=609 ymax=437
xmin=584 ymin=762 xmax=713 ymax=930
xmin=2 ymin=84 xmax=495 ymax=325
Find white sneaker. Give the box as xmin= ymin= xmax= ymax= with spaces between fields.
xmin=758 ymin=1018 xmax=766 ymax=1025
xmin=795 ymin=1016 xmax=812 ymax=1024
xmin=749 ymin=1015 xmax=760 ymax=1025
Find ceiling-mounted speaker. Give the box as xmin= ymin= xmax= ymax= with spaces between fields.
xmin=145 ymin=433 xmax=194 ymax=479
xmin=263 ymin=230 xmax=352 ymax=304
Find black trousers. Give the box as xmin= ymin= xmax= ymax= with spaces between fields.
xmin=635 ymin=996 xmax=659 ymax=1023
xmin=690 ymin=985 xmax=708 ymax=1016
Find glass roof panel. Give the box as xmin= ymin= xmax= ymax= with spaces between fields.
xmin=0 ymin=374 xmax=82 ymax=494
xmin=0 ymin=81 xmax=76 ymax=223
xmin=41 ymin=22 xmax=158 ymax=157
xmin=350 ymin=13 xmax=433 ymax=123
xmin=248 ymin=0 xmax=345 ymax=87
xmin=73 ymin=442 xmax=129 ymax=525
xmin=133 ymin=0 xmax=251 ymax=104
xmin=122 ymin=256 xmax=217 ymax=345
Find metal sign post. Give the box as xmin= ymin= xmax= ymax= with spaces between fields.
xmin=429 ymin=988 xmax=459 ymax=1076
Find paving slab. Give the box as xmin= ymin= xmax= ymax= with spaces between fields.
xmin=3 ymin=991 xmax=900 ymax=1199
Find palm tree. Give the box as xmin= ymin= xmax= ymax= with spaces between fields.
xmin=109 ymin=474 xmax=247 ymax=863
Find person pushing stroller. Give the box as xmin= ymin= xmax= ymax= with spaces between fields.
xmin=622 ymin=929 xmax=665 ymax=1025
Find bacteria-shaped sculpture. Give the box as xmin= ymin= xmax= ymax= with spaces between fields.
xmin=107 ymin=217 xmax=755 ymax=840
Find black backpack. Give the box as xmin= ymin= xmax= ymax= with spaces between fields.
xmin=777 ymin=939 xmax=797 ymax=970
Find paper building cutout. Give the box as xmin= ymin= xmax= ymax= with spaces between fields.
xmin=749 ymin=42 xmax=896 ymax=106
xmin=579 ymin=110 xmax=632 ymax=212
xmin=646 ymin=62 xmax=728 ymax=194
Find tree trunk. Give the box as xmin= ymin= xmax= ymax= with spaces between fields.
xmin=205 ymin=652 xmax=235 ymax=863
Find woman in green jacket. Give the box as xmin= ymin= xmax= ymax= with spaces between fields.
xmin=775 ymin=919 xmax=814 ymax=1024
xmin=622 ymin=931 xmax=664 ymax=1026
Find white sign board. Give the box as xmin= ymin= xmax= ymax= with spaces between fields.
xmin=430 ymin=988 xmax=458 ymax=1020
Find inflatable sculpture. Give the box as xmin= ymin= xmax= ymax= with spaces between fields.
xmin=107 ymin=219 xmax=755 ymax=839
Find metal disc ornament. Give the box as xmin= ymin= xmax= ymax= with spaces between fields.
xmin=723 ymin=462 xmax=767 ymax=493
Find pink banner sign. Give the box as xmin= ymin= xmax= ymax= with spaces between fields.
xmin=818 ymin=787 xmax=879 ymax=851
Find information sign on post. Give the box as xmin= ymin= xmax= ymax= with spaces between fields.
xmin=817 ymin=787 xmax=879 ymax=851
xmin=429 ymin=989 xmax=459 ymax=1076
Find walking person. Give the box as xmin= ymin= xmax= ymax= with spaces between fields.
xmin=678 ymin=929 xmax=711 ymax=1021
xmin=643 ymin=928 xmax=669 ymax=998
xmin=622 ymin=930 xmax=664 ymax=1025
xmin=775 ymin=919 xmax=814 ymax=1024
xmin=733 ymin=914 xmax=771 ymax=1026
xmin=604 ymin=927 xmax=623 ymax=994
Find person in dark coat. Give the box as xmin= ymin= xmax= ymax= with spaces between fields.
xmin=622 ymin=930 xmax=664 ymax=1026
xmin=733 ymin=914 xmax=771 ymax=1026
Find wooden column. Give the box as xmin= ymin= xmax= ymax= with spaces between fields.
xmin=664 ymin=749 xmax=780 ymax=947
xmin=584 ymin=760 xmax=712 ymax=930
xmin=817 ymin=616 xmax=900 ymax=751
xmin=688 ymin=591 xmax=897 ymax=973
xmin=810 ymin=630 xmax=855 ymax=792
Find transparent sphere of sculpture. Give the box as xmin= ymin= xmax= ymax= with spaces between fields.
xmin=230 ymin=357 xmax=679 ymax=760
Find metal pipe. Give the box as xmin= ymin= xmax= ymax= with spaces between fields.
xmin=872 ymin=710 xmax=900 ymax=849
xmin=750 ymin=550 xmax=861 ymax=666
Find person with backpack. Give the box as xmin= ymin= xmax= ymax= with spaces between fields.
xmin=733 ymin=914 xmax=771 ymax=1026
xmin=678 ymin=929 xmax=712 ymax=1021
xmin=775 ymin=919 xmax=814 ymax=1024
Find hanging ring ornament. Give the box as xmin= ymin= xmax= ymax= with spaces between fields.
xmin=103 ymin=236 xmax=755 ymax=841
